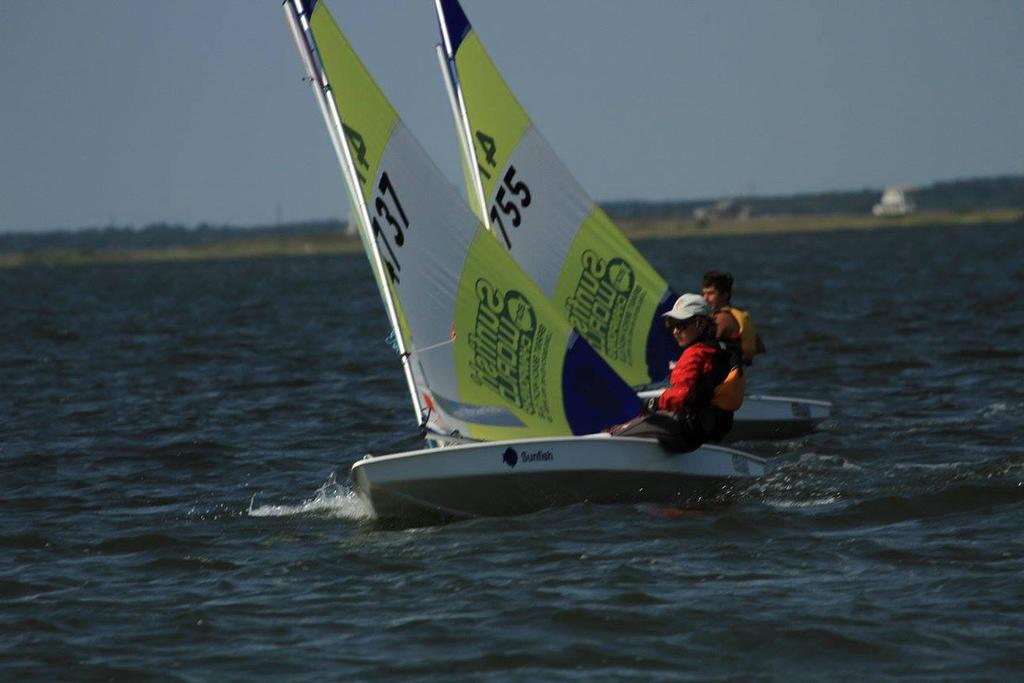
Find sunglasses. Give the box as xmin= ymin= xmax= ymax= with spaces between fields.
xmin=665 ymin=318 xmax=695 ymax=331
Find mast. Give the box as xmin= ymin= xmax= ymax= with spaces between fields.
xmin=434 ymin=2 xmax=489 ymax=225
xmin=283 ymin=0 xmax=426 ymax=426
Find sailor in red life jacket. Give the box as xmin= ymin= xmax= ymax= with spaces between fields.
xmin=701 ymin=270 xmax=765 ymax=366
xmin=611 ymin=294 xmax=745 ymax=452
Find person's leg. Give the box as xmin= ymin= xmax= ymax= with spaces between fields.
xmin=611 ymin=412 xmax=703 ymax=453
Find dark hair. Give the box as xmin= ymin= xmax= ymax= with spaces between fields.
xmin=702 ymin=270 xmax=733 ymax=297
xmin=694 ymin=315 xmax=715 ymax=342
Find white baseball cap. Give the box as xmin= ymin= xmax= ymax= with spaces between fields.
xmin=662 ymin=293 xmax=711 ymax=321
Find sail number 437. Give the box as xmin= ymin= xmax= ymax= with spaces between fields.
xmin=342 ymin=123 xmax=409 ymax=285
xmin=371 ymin=172 xmax=409 ymax=285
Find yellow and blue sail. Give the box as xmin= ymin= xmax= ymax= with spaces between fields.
xmin=285 ymin=0 xmax=639 ymax=440
xmin=435 ymin=0 xmax=679 ymax=387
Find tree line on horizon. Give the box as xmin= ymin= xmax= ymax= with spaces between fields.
xmin=604 ymin=174 xmax=1024 ymax=219
xmin=2 ymin=174 xmax=1021 ymax=253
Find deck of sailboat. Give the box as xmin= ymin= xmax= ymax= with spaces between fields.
xmin=634 ymin=391 xmax=832 ymax=441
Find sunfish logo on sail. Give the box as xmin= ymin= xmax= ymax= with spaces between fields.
xmin=468 ymin=278 xmax=553 ymax=420
xmin=565 ymin=250 xmax=645 ymax=364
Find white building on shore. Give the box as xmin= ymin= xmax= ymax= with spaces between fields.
xmin=872 ymin=186 xmax=916 ymax=216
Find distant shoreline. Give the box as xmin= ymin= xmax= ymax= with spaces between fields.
xmin=616 ymin=208 xmax=1022 ymax=239
xmin=1 ymin=208 xmax=1019 ymax=269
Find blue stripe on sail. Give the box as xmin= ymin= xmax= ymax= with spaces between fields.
xmin=561 ymin=332 xmax=641 ymax=435
xmin=645 ymin=289 xmax=679 ymax=383
xmin=437 ymin=0 xmax=472 ymax=54
xmin=430 ymin=393 xmax=526 ymax=427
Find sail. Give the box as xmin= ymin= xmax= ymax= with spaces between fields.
xmin=435 ymin=0 xmax=679 ymax=387
xmin=284 ymin=0 xmax=639 ymax=440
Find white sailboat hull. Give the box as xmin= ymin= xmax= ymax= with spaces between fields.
xmin=730 ymin=394 xmax=832 ymax=440
xmin=351 ymin=434 xmax=766 ymax=524
xmin=637 ymin=390 xmax=832 ymax=441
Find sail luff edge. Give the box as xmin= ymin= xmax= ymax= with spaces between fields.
xmin=284 ymin=0 xmax=427 ymax=427
xmin=433 ymin=5 xmax=489 ymax=228
xmin=434 ymin=44 xmax=489 ymax=227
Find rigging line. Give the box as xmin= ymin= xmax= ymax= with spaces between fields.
xmin=411 ymin=337 xmax=456 ymax=354
xmin=384 ymin=331 xmax=453 ymax=356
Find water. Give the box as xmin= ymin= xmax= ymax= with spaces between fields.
xmin=2 ymin=223 xmax=1022 ymax=680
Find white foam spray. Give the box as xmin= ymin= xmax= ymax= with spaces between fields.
xmin=247 ymin=472 xmax=373 ymax=520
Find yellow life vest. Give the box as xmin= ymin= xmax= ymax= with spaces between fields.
xmin=719 ymin=305 xmax=758 ymax=364
xmin=712 ymin=367 xmax=745 ymax=411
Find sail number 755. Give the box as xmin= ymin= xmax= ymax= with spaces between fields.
xmin=371 ymin=171 xmax=409 ymax=284
xmin=489 ymin=165 xmax=531 ymax=249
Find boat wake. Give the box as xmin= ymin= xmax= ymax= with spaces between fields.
xmin=247 ymin=472 xmax=372 ymax=520
xmin=748 ymin=451 xmax=1024 ymax=516
xmin=743 ymin=452 xmax=863 ymax=508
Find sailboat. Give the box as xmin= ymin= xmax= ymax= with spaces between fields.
xmin=282 ymin=0 xmax=765 ymax=524
xmin=433 ymin=0 xmax=831 ymax=441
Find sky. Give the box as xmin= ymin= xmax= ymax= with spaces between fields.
xmin=1 ymin=0 xmax=1022 ymax=233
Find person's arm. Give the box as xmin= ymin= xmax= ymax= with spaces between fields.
xmin=658 ymin=351 xmax=702 ymax=412
xmin=715 ymin=310 xmax=740 ymax=340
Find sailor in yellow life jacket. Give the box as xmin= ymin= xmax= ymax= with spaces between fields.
xmin=701 ymin=270 xmax=766 ymax=366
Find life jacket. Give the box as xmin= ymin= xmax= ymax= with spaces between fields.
xmin=718 ymin=305 xmax=760 ymax=365
xmin=685 ymin=341 xmax=744 ymax=444
xmin=704 ymin=344 xmax=745 ymax=409
xmin=695 ymin=343 xmax=745 ymax=413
